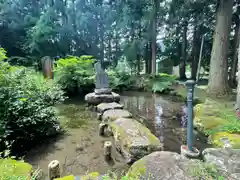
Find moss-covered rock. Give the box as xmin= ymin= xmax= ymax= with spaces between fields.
xmin=194 ymin=116 xmax=229 ymax=134
xmin=55 ymin=175 xmax=75 ymax=180
xmin=127 ymin=151 xmax=213 ymax=180
xmin=110 ymin=118 xmax=162 ymax=163
xmin=0 ymin=159 xmax=32 ymax=179
xmin=209 ymin=132 xmax=240 ymax=148
xmin=81 ymin=172 xmax=100 ymax=180
xmin=194 ymin=102 xmax=222 ymax=118
xmin=55 ymin=172 xmax=101 ymax=180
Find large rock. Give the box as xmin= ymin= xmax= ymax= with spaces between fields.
xmin=203 ymin=148 xmax=240 ymax=179
xmin=127 ymin=151 xmax=211 ymax=180
xmin=97 ymin=102 xmax=123 ymax=114
xmin=102 ymin=109 xmax=132 ymax=122
xmin=209 ymin=132 xmax=240 ymax=149
xmin=84 ymin=92 xmax=120 ymax=105
xmin=110 ymin=118 xmax=162 ymax=163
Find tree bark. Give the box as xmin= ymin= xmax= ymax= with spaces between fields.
xmin=191 ymin=20 xmax=201 ymax=80
xmin=229 ymin=17 xmax=240 ymax=87
xmin=236 ymin=43 xmax=240 ymax=109
xmin=151 ymin=0 xmax=159 ymax=74
xmin=179 ymin=21 xmax=187 ymax=80
xmin=207 ymin=0 xmax=234 ymax=97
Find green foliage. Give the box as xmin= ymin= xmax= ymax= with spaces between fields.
xmin=0 ymin=57 xmax=65 ymax=152
xmin=54 ymin=56 xmax=95 ymax=95
xmin=0 ymin=48 xmax=7 ymax=61
xmin=152 ymin=73 xmax=177 ymax=93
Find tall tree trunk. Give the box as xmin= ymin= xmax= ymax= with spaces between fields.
xmin=207 ymin=0 xmax=234 ymax=97
xmin=180 ymin=21 xmax=187 ymax=79
xmin=236 ymin=43 xmax=240 ymax=109
xmin=229 ymin=17 xmax=240 ymax=87
xmin=191 ymin=20 xmax=201 ymax=80
xmin=151 ymin=0 xmax=159 ymax=74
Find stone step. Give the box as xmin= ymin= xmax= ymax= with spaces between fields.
xmin=97 ymin=102 xmax=124 ymax=114
xmin=110 ymin=118 xmax=162 ymax=163
xmin=102 ymin=109 xmax=132 ymax=122
xmin=84 ymin=92 xmax=120 ymax=105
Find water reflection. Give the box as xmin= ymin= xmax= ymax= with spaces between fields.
xmin=121 ymin=92 xmax=209 ymax=153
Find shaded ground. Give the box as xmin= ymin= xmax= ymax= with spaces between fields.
xmin=24 ymin=100 xmax=128 ymax=179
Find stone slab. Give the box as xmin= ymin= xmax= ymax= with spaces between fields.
xmin=102 ymin=109 xmax=132 ymax=122
xmin=97 ymin=102 xmax=124 ymax=114
xmin=110 ymin=118 xmax=162 ymax=163
xmin=94 ymin=88 xmax=112 ymax=95
xmin=84 ymin=92 xmax=120 ymax=105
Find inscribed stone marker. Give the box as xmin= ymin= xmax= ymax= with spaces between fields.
xmin=95 ymin=61 xmax=109 ymax=89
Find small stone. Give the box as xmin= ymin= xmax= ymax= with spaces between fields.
xmin=75 ymin=144 xmax=84 ymax=152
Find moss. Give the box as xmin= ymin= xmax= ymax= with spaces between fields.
xmin=127 ymin=159 xmax=147 ymax=178
xmin=81 ymin=172 xmax=100 ymax=180
xmin=0 ymin=159 xmax=32 ymax=179
xmin=55 ymin=175 xmax=75 ymax=180
xmin=194 ymin=116 xmax=229 ymax=135
xmin=110 ymin=118 xmax=161 ymax=153
xmin=194 ymin=103 xmax=222 ymax=118
xmin=209 ymin=132 xmax=240 ymax=148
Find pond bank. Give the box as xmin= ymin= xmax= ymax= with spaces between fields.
xmin=24 ymin=91 xmax=212 ymax=178
xmin=24 ymin=101 xmax=128 ymax=179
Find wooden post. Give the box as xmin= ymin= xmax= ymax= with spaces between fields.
xmin=99 ymin=123 xmax=107 ymax=136
xmin=103 ymin=141 xmax=112 ymax=160
xmin=48 ymin=160 xmax=60 ymax=180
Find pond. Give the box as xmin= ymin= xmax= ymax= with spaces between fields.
xmin=24 ymin=92 xmax=210 ymax=178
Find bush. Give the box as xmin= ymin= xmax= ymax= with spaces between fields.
xmin=54 ymin=55 xmax=95 ymax=95
xmin=0 ymin=54 xmax=65 ymax=152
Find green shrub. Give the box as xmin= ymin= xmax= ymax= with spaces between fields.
xmin=0 ymin=55 xmax=65 ymax=152
xmin=54 ymin=55 xmax=95 ymax=95
xmin=151 ymin=73 xmax=177 ymax=93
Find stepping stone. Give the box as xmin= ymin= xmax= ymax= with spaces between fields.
xmin=84 ymin=92 xmax=120 ymax=105
xmin=110 ymin=118 xmax=162 ymax=163
xmin=102 ymin=109 xmax=132 ymax=122
xmin=97 ymin=102 xmax=123 ymax=114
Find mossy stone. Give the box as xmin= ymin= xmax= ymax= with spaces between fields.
xmin=81 ymin=172 xmax=100 ymax=180
xmin=194 ymin=116 xmax=229 ymax=134
xmin=0 ymin=159 xmax=32 ymax=179
xmin=55 ymin=175 xmax=75 ymax=180
xmin=209 ymin=132 xmax=240 ymax=149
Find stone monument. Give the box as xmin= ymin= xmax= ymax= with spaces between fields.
xmin=41 ymin=56 xmax=53 ymax=79
xmin=84 ymin=61 xmax=120 ymax=105
xmin=94 ymin=62 xmax=112 ymax=94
